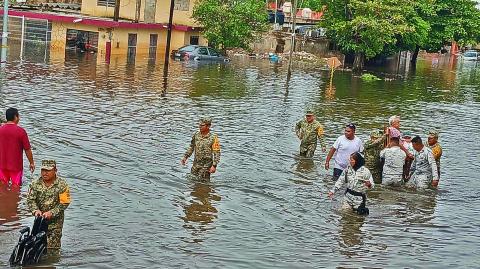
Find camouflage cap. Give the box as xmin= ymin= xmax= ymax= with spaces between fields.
xmin=199 ymin=117 xmax=212 ymax=125
xmin=370 ymin=130 xmax=383 ymax=138
xmin=41 ymin=160 xmax=56 ymax=170
xmin=305 ymin=110 xmax=314 ymax=116
xmin=428 ymin=130 xmax=439 ymax=138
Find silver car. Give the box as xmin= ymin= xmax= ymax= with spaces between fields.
xmin=461 ymin=50 xmax=479 ymax=61
xmin=172 ymin=45 xmax=228 ymax=61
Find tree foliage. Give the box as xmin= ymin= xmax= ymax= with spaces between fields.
xmin=318 ymin=0 xmax=480 ymax=68
xmin=320 ymin=0 xmax=420 ymax=59
xmin=192 ymin=0 xmax=269 ymax=51
xmin=424 ymin=0 xmax=480 ymax=52
xmin=299 ymin=0 xmax=325 ymax=11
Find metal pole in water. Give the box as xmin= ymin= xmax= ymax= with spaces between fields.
xmin=20 ymin=15 xmax=25 ymax=60
xmin=162 ymin=0 xmax=175 ymax=96
xmin=1 ymin=0 xmax=9 ymax=64
xmin=286 ymin=0 xmax=297 ymax=79
xmin=44 ymin=20 xmax=48 ymax=62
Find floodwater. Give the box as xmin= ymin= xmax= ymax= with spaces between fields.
xmin=0 ymin=46 xmax=479 ymax=268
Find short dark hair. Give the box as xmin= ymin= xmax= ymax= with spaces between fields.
xmin=390 ymin=137 xmax=400 ymax=144
xmin=411 ymin=135 xmax=422 ymax=144
xmin=6 ymin=108 xmax=19 ymax=121
xmin=346 ymin=123 xmax=356 ymax=131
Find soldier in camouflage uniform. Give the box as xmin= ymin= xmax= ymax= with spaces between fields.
xmin=27 ymin=160 xmax=71 ymax=251
xmin=181 ymin=118 xmax=221 ymax=179
xmin=295 ymin=110 xmax=326 ymax=158
xmin=364 ymin=130 xmax=386 ymax=184
xmin=406 ymin=136 xmax=439 ymax=189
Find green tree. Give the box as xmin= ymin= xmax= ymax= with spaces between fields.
xmin=424 ymin=0 xmax=480 ymax=52
xmin=298 ymin=0 xmax=325 ymax=11
xmin=320 ymin=0 xmax=418 ymax=70
xmin=192 ymin=0 xmax=269 ymax=52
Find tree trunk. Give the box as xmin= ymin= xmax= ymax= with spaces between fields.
xmin=352 ymin=52 xmax=364 ymax=71
xmin=410 ymin=46 xmax=420 ymax=65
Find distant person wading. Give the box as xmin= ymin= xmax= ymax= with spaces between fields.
xmin=181 ymin=118 xmax=221 ymax=180
xmin=295 ymin=110 xmax=326 ymax=158
xmin=0 ymin=108 xmax=35 ymax=187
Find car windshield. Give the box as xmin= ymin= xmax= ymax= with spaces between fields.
xmin=179 ymin=45 xmax=196 ymax=52
xmin=464 ymin=52 xmax=477 ymax=57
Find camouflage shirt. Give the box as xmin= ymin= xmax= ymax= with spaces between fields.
xmin=410 ymin=147 xmax=438 ymax=180
xmin=332 ymin=166 xmax=375 ymax=195
xmin=184 ymin=131 xmax=221 ymax=168
xmin=364 ymin=134 xmax=386 ymax=182
xmin=27 ymin=177 xmax=71 ymax=229
xmin=295 ymin=119 xmax=326 ymax=149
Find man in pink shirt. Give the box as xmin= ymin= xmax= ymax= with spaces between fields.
xmin=0 ymin=108 xmax=35 ymax=186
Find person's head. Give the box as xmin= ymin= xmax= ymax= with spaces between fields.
xmin=199 ymin=117 xmax=212 ymax=133
xmin=389 ymin=115 xmax=400 ymax=129
xmin=389 ymin=136 xmax=400 ymax=146
xmin=6 ymin=107 xmax=19 ymax=123
xmin=427 ymin=130 xmax=439 ymax=146
xmin=344 ymin=123 xmax=356 ymax=140
xmin=349 ymin=152 xmax=365 ymax=171
xmin=40 ymin=160 xmax=57 ymax=182
xmin=411 ymin=136 xmax=424 ymax=152
xmin=305 ymin=111 xmax=315 ymax=123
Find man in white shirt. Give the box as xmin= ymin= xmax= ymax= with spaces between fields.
xmin=325 ymin=123 xmax=364 ymax=180
xmin=380 ymin=136 xmax=406 ymax=186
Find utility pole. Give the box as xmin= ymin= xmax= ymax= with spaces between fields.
xmin=135 ymin=0 xmax=141 ymax=23
xmin=114 ymin=0 xmax=120 ymax=22
xmin=1 ymin=0 xmax=9 ymax=64
xmin=162 ymin=0 xmax=175 ymax=95
xmin=286 ymin=0 xmax=297 ymax=79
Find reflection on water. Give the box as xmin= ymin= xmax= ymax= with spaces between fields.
xmin=180 ymin=179 xmax=220 ymax=243
xmin=0 ymin=44 xmax=479 ymax=268
xmin=338 ymin=212 xmax=365 ymax=251
xmin=0 ymin=185 xmax=21 ymax=232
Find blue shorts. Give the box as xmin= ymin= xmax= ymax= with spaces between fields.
xmin=333 ymin=168 xmax=343 ymax=181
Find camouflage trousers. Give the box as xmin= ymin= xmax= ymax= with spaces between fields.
xmin=370 ymin=168 xmax=382 ymax=184
xmin=47 ymin=226 xmax=63 ymax=250
xmin=406 ymin=174 xmax=432 ymax=189
xmin=299 ymin=143 xmax=317 ymax=158
xmin=382 ymin=174 xmax=403 ymax=186
xmin=191 ymin=164 xmax=211 ymax=180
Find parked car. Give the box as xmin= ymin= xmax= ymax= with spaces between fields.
xmin=172 ymin=45 xmax=228 ymax=61
xmin=295 ymin=25 xmax=326 ymax=38
xmin=461 ymin=50 xmax=479 ymax=61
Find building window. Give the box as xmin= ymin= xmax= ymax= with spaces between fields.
xmin=149 ymin=34 xmax=158 ymax=59
xmin=174 ymin=0 xmax=189 ymax=11
xmin=65 ymin=29 xmax=99 ymax=52
xmin=97 ymin=0 xmax=116 ymax=7
xmin=189 ymin=35 xmax=199 ymax=45
xmin=127 ymin=33 xmax=137 ymax=63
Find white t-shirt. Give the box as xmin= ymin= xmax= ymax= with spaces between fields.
xmin=333 ymin=135 xmax=364 ymax=170
xmin=380 ymin=146 xmax=406 ymax=176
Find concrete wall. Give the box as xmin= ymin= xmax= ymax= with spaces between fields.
xmin=51 ymin=21 xmax=197 ymax=59
xmin=251 ymin=33 xmax=330 ymax=56
xmin=81 ymin=0 xmax=198 ymax=26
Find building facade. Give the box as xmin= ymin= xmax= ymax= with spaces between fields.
xmin=3 ymin=0 xmax=207 ymax=62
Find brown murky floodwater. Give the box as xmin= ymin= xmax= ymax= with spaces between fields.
xmin=0 ymin=44 xmax=479 ymax=268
